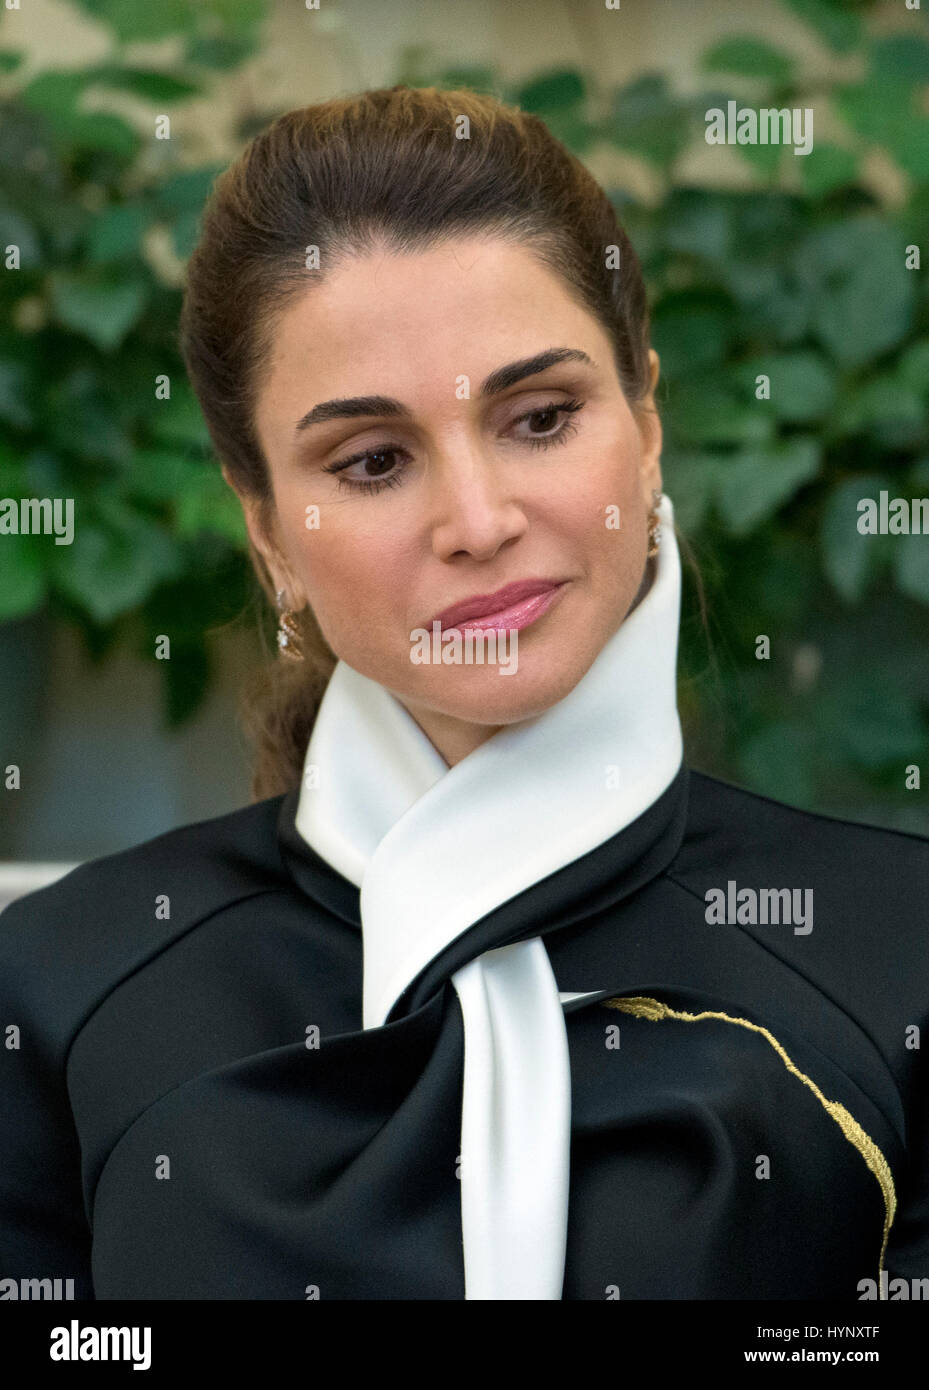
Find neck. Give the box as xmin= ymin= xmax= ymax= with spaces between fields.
xmin=387 ymin=702 xmax=500 ymax=769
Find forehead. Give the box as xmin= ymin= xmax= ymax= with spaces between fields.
xmin=254 ymin=235 xmax=606 ymax=439
xmin=280 ymin=234 xmax=581 ymax=333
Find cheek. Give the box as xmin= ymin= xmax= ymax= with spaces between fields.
xmin=556 ymin=448 xmax=643 ymax=548
xmin=292 ymin=515 xmax=406 ymax=644
xmin=577 ymin=417 xmax=643 ymax=502
xmin=576 ymin=462 xmax=648 ymax=594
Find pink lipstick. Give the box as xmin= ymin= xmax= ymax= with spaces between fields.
xmin=433 ymin=579 xmax=567 ymax=633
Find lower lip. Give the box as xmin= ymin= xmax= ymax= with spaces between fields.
xmin=445 ymin=584 xmax=567 ymax=633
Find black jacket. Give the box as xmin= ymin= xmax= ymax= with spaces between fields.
xmin=1 ymin=764 xmax=927 ymax=1299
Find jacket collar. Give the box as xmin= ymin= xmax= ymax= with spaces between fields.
xmin=281 ymin=493 xmax=685 ymax=1029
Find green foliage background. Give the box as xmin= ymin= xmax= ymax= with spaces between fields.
xmin=2 ymin=0 xmax=928 ymax=825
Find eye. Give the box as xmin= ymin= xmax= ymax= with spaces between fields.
xmin=320 ymin=444 xmax=410 ymax=496
xmin=511 ymin=397 xmax=585 ymax=449
xmin=320 ymin=396 xmax=586 ymax=496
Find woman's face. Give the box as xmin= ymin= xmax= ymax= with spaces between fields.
xmin=243 ymin=234 xmax=663 ymax=765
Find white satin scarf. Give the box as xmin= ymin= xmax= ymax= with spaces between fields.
xmin=294 ymin=492 xmax=683 ymax=1298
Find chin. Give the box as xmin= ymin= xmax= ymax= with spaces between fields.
xmin=410 ymin=651 xmax=589 ymax=727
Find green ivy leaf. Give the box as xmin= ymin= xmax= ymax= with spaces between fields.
xmin=730 ymin=191 xmax=807 ymax=254
xmin=701 ymin=36 xmax=795 ymax=82
xmin=174 ymin=470 xmax=248 ymax=544
xmin=515 ymin=69 xmax=586 ymax=112
xmin=184 ymin=35 xmax=255 ymax=70
xmin=43 ymin=368 xmax=135 ymax=465
xmin=660 ymin=189 xmax=733 ymax=263
xmin=146 ymin=386 xmax=211 ymax=450
xmin=169 ymin=208 xmax=205 ymax=260
xmin=198 ymin=0 xmax=266 ymax=38
xmin=832 ymin=372 xmax=926 ymax=448
xmin=793 ymin=215 xmax=914 ymax=367
xmin=870 ymin=35 xmax=929 ymax=86
xmin=154 ymin=167 xmax=225 ymax=213
xmin=71 ymin=0 xmax=197 ymax=43
xmin=47 ymin=270 xmax=149 ymax=351
xmin=833 ymin=74 xmax=929 ymax=177
xmin=23 ymin=449 xmax=67 ymax=496
xmin=437 ymin=67 xmax=498 ymax=95
xmin=0 ymin=444 xmax=28 ymax=493
xmin=781 ymin=0 xmax=862 ymax=54
xmin=66 ymin=111 xmax=141 ymax=160
xmin=83 ymin=65 xmax=203 ymax=103
xmin=0 ymin=532 xmax=46 ymax=620
xmin=894 ymin=532 xmax=929 ymax=605
xmin=758 ymin=532 xmax=818 ymax=627
xmin=722 ymin=264 xmax=810 ymax=344
xmin=910 ymin=458 xmax=929 ymax=491
xmin=18 ymin=70 xmax=93 ymax=121
xmin=824 ymin=678 xmax=926 ymax=769
xmin=511 ymin=71 xmax=595 ymax=152
xmin=738 ymin=721 xmax=816 ymax=805
xmin=890 ymin=119 xmax=929 ymax=181
xmin=18 ymin=72 xmax=141 ymax=159
xmin=0 ymin=202 xmax=42 ymax=266
xmin=796 ymin=141 xmax=858 ymax=197
xmin=605 ymin=74 xmax=692 ymax=168
xmin=651 ymin=290 xmax=735 ymax=377
xmin=50 ymin=504 xmax=182 ymax=624
xmin=85 ymin=203 xmax=151 ymax=263
xmin=661 ymin=451 xmax=727 ymax=532
xmin=820 ymin=474 xmax=890 ymax=603
xmin=0 ymin=360 xmax=34 ymax=429
xmin=735 ymin=140 xmax=783 ymax=177
xmin=714 ymin=437 xmax=820 ymax=536
xmin=668 ymin=380 xmax=775 ymax=448
xmin=834 ymin=75 xmax=911 ymax=146
xmin=730 ymin=350 xmax=836 ymax=423
xmin=125 ymin=449 xmax=206 ymax=503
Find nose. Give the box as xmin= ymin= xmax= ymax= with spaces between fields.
xmin=427 ymin=443 xmax=529 ymax=562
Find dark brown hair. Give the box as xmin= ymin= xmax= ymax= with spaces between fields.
xmin=179 ymin=84 xmax=666 ymax=802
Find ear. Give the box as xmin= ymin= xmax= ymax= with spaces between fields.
xmin=636 ymin=349 xmax=663 ymax=507
xmin=221 ymin=466 xmax=306 ymax=607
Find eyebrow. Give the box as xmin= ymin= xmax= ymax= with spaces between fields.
xmin=293 ymin=347 xmax=596 ymax=434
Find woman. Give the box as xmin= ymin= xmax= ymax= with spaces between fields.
xmin=1 ymin=86 xmax=927 ymax=1302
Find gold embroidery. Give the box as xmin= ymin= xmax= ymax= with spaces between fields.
xmin=602 ymin=994 xmax=897 ymax=1296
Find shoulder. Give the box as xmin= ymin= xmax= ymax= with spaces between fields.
xmin=682 ymin=765 xmax=929 ymax=869
xmin=673 ymin=766 xmax=929 ymax=1089
xmin=674 ymin=765 xmax=929 ymax=958
xmin=674 ymin=764 xmax=929 ymax=992
xmin=1 ymin=792 xmax=289 ymax=929
xmin=0 ymin=794 xmax=290 ymax=1048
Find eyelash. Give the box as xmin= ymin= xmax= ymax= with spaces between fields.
xmin=321 ymin=398 xmax=586 ymax=496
